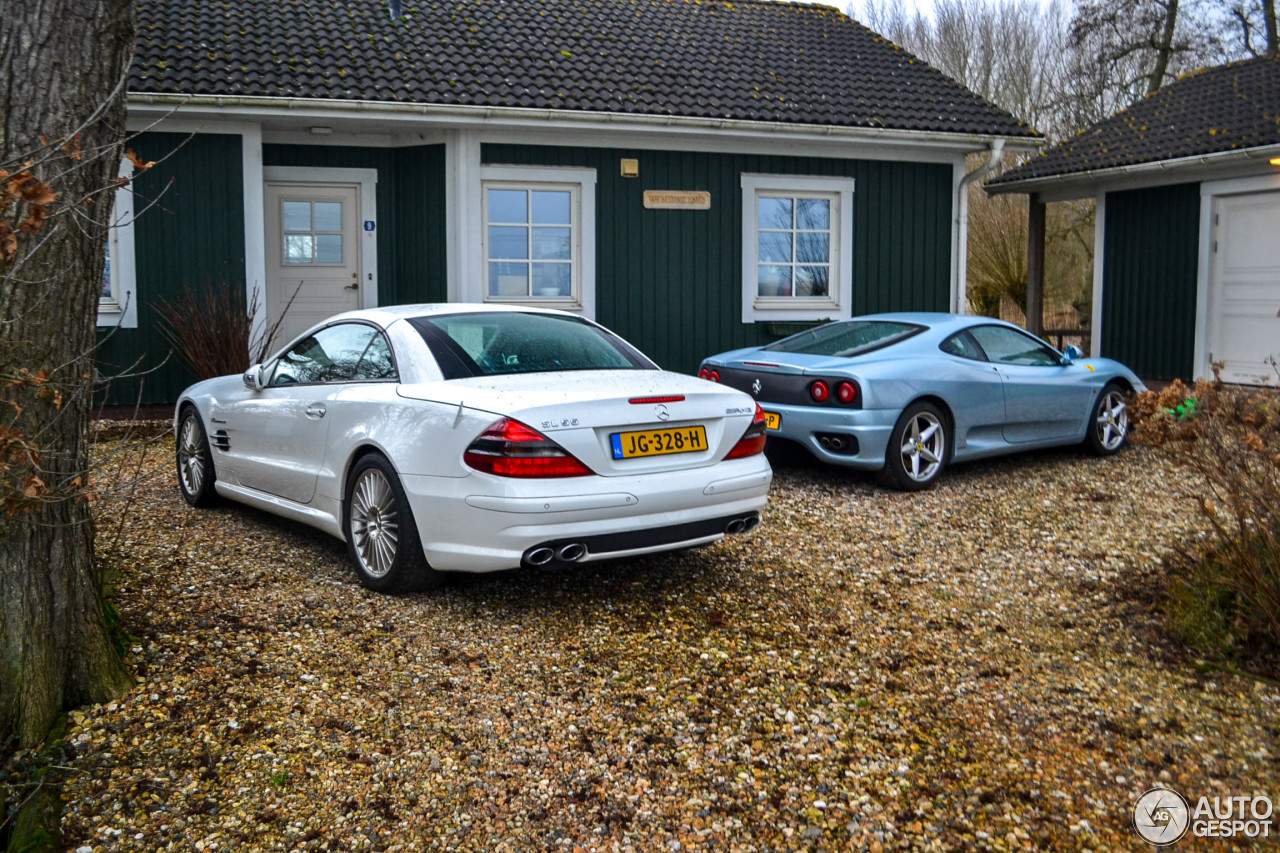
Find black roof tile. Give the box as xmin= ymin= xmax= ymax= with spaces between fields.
xmin=991 ymin=55 xmax=1280 ymax=187
xmin=130 ymin=0 xmax=1037 ymax=138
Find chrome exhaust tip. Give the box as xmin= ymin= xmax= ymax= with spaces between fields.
xmin=743 ymin=514 xmax=761 ymax=532
xmin=557 ymin=543 xmax=587 ymax=562
xmin=526 ymin=547 xmax=555 ymax=566
xmin=725 ymin=518 xmax=747 ymax=535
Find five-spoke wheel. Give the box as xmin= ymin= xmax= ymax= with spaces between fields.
xmin=1086 ymin=383 xmax=1129 ymax=455
xmin=881 ymin=401 xmax=948 ymax=491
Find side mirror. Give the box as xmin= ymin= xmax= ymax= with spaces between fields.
xmin=1062 ymin=345 xmax=1084 ymax=364
xmin=243 ymin=364 xmax=266 ymax=391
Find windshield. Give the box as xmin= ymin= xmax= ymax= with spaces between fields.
xmin=763 ymin=320 xmax=923 ymax=357
xmin=410 ymin=312 xmax=655 ymax=379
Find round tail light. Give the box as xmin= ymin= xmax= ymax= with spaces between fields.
xmin=698 ymin=367 xmax=710 ymax=380
xmin=836 ymin=381 xmax=857 ymax=404
xmin=809 ymin=380 xmax=830 ymax=403
xmin=709 ymin=370 xmax=721 ymax=383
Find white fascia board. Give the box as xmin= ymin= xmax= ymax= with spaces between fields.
xmin=988 ymin=143 xmax=1280 ymax=201
xmin=127 ymin=95 xmax=1042 ymax=161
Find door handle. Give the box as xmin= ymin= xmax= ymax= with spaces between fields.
xmin=305 ymin=404 xmax=326 ymax=419
xmin=345 ymin=282 xmax=359 ymax=290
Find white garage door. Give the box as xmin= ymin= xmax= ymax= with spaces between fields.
xmin=1209 ymin=189 xmax=1280 ymax=385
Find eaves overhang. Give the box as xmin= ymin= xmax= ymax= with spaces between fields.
xmin=127 ymin=92 xmax=1046 ymax=155
xmin=987 ymin=142 xmax=1280 ymax=200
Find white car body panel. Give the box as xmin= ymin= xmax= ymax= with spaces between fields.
xmin=177 ymin=305 xmax=771 ymax=577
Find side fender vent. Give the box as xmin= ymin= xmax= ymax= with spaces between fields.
xmin=212 ymin=429 xmax=231 ymax=451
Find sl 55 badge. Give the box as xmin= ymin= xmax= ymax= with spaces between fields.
xmin=540 ymin=416 xmax=581 ymax=430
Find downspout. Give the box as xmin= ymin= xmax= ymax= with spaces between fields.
xmin=953 ymin=139 xmax=1004 ymax=314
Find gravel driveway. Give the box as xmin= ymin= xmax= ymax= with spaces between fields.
xmin=59 ymin=439 xmax=1278 ymax=851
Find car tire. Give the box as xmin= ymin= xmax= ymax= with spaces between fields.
xmin=176 ymin=406 xmax=219 ymax=507
xmin=344 ymin=454 xmax=444 ymax=594
xmin=880 ymin=401 xmax=948 ymax=491
xmin=1085 ymin=382 xmax=1129 ymax=456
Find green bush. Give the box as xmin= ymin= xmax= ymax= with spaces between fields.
xmin=1132 ymin=374 xmax=1280 ymax=671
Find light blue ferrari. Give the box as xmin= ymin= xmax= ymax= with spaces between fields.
xmin=698 ymin=313 xmax=1146 ymax=490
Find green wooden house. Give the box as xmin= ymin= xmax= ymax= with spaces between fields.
xmin=989 ymin=55 xmax=1280 ymax=385
xmin=101 ymin=0 xmax=1039 ymax=405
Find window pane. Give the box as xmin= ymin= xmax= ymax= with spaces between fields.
xmin=531 ymin=190 xmax=571 ymax=224
xmin=758 ymin=232 xmax=792 ymax=263
xmin=532 ymin=263 xmax=571 ymax=297
xmin=531 ymin=227 xmax=571 ymax=260
xmin=272 ymin=323 xmax=376 ymax=384
xmin=489 ymin=262 xmax=529 ymax=296
xmin=102 ymin=253 xmax=112 ymax=299
xmin=764 ymin=321 xmax=923 ymax=356
xmin=758 ymin=265 xmax=792 ymax=297
xmin=796 ymin=233 xmax=829 ymax=264
xmin=315 ymin=234 xmax=343 ymax=264
xmin=314 ymin=202 xmax=342 ymax=232
xmin=285 ymin=234 xmax=313 ymax=263
xmin=356 ymin=333 xmax=397 ymax=380
xmin=795 ymin=265 xmax=830 ymax=297
xmin=968 ymin=325 xmax=1059 ymax=366
xmin=283 ymin=201 xmax=311 ymax=232
xmin=488 ymin=189 xmax=527 ymax=223
xmin=797 ymin=198 xmax=830 ymax=230
xmin=489 ymin=226 xmax=528 ymax=261
xmin=758 ymin=197 xmax=792 ymax=229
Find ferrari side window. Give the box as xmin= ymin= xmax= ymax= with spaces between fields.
xmin=940 ymin=332 xmax=985 ymax=361
xmin=968 ymin=325 xmax=1060 ymax=367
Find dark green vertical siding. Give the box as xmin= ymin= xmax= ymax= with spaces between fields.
xmin=95 ymin=133 xmax=246 ymax=406
xmin=1101 ymin=183 xmax=1200 ymax=381
xmin=482 ymin=144 xmax=953 ymax=373
xmin=263 ymin=144 xmax=448 ymax=305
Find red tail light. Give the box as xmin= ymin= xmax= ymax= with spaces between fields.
xmin=836 ymin=381 xmax=857 ymax=404
xmin=464 ymin=418 xmax=592 ymax=478
xmin=809 ymin=380 xmax=830 ymax=403
xmin=698 ymin=367 xmax=710 ymax=380
xmin=726 ymin=403 xmax=768 ymax=459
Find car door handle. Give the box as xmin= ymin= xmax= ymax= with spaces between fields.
xmin=305 ymin=404 xmax=326 ymax=419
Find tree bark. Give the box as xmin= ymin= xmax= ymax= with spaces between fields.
xmin=1265 ymin=0 xmax=1279 ymax=57
xmin=0 ymin=0 xmax=137 ymax=748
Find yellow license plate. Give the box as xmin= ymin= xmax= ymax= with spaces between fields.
xmin=764 ymin=411 xmax=782 ymax=430
xmin=611 ymin=425 xmax=708 ymax=459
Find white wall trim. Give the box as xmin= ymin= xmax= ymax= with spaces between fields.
xmin=469 ymin=164 xmax=598 ymax=318
xmin=98 ymin=159 xmax=138 ymax=329
xmin=1090 ymin=192 xmax=1106 ymax=358
xmin=1195 ymin=172 xmax=1280 ymax=379
xmin=262 ymin=166 xmax=379 ymax=313
xmin=740 ymin=173 xmax=855 ymax=324
xmin=445 ymin=130 xmax=482 ymax=304
xmin=242 ymin=124 xmax=267 ymax=354
xmin=951 ymin=157 xmax=968 ymax=313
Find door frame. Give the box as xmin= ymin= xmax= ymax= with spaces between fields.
xmin=1196 ymin=172 xmax=1280 ymax=381
xmin=261 ymin=166 xmax=379 ymax=343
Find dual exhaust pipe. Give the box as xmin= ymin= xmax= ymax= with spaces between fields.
xmin=526 ymin=542 xmax=586 ymax=566
xmin=724 ymin=513 xmax=761 ymax=535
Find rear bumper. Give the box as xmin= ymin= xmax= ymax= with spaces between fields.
xmin=400 ymin=457 xmax=771 ymax=573
xmin=762 ymin=403 xmax=898 ymax=470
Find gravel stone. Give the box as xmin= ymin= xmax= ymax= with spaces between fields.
xmin=56 ymin=439 xmax=1279 ymax=851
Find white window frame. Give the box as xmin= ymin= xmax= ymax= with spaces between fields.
xmin=98 ymin=160 xmax=138 ymax=328
xmin=741 ymin=173 xmax=854 ymax=324
xmin=474 ymin=165 xmax=596 ymax=318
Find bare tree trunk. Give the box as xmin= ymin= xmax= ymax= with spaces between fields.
xmin=1266 ymin=0 xmax=1279 ymax=56
xmin=0 ymin=0 xmax=137 ymax=748
xmin=1147 ymin=0 xmax=1180 ymax=95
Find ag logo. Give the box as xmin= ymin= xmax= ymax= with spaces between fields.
xmin=1134 ymin=787 xmax=1190 ymax=845
xmin=751 ymin=378 xmax=761 ymax=396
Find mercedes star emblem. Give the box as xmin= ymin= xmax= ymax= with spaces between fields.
xmin=655 ymin=404 xmax=670 ymax=421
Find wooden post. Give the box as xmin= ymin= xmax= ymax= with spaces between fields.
xmin=1026 ymin=193 xmax=1046 ymax=336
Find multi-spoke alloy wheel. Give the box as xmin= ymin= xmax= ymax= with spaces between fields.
xmin=1087 ymin=384 xmax=1129 ymax=456
xmin=350 ymin=468 xmax=400 ymax=579
xmin=344 ymin=454 xmax=442 ymax=593
xmin=176 ymin=407 xmax=217 ymax=506
xmin=881 ymin=401 xmax=948 ymax=491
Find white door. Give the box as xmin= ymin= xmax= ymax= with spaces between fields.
xmin=1208 ymin=190 xmax=1280 ymax=385
xmin=265 ymin=182 xmax=363 ymax=347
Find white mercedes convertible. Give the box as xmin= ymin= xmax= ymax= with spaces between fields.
xmin=175 ymin=305 xmax=771 ymax=593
